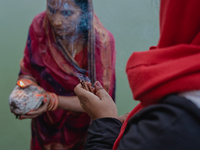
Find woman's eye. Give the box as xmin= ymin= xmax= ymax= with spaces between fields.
xmin=61 ymin=10 xmax=73 ymax=17
xmin=48 ymin=6 xmax=56 ymax=14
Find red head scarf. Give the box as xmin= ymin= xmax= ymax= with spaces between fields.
xmin=114 ymin=0 xmax=200 ymax=149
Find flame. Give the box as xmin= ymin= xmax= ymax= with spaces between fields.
xmin=19 ymin=81 xmax=25 ymax=87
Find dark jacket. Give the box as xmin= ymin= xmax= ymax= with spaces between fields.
xmin=85 ymin=95 xmax=200 ymax=150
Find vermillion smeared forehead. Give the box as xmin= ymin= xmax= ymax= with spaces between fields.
xmin=47 ymin=0 xmax=78 ymax=10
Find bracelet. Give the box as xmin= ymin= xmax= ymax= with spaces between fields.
xmin=47 ymin=92 xmax=59 ymax=111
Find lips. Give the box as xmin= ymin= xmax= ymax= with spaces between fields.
xmin=54 ymin=28 xmax=65 ymax=33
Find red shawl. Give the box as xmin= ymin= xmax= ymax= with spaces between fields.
xmin=114 ymin=0 xmax=200 ymax=149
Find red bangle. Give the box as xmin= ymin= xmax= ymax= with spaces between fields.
xmin=52 ymin=93 xmax=59 ymax=111
xmin=47 ymin=92 xmax=59 ymax=111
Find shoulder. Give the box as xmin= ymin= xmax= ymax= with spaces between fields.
xmin=29 ymin=11 xmax=46 ymax=36
xmin=95 ymin=28 xmax=115 ymax=43
xmin=119 ymin=95 xmax=200 ymax=149
xmin=26 ymin=12 xmax=47 ymax=58
xmin=32 ymin=11 xmax=46 ymax=25
xmin=94 ymin=15 xmax=115 ymax=45
xmin=95 ymin=28 xmax=115 ymax=54
xmin=106 ymin=29 xmax=115 ymax=44
xmin=130 ymin=95 xmax=200 ymax=131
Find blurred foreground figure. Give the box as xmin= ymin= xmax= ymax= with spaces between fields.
xmin=74 ymin=0 xmax=200 ymax=149
xmin=9 ymin=0 xmax=116 ymax=149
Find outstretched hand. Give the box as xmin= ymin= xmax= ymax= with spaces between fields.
xmin=74 ymin=81 xmax=118 ymax=121
xmin=18 ymin=93 xmax=51 ymax=120
xmin=15 ymin=93 xmax=50 ymax=120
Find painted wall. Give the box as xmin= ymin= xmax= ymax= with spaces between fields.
xmin=0 ymin=0 xmax=159 ymax=149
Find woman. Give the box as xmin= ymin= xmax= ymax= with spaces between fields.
xmin=12 ymin=0 xmax=116 ymax=149
xmin=74 ymin=0 xmax=200 ymax=149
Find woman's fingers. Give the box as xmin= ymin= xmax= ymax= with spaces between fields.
xmin=26 ymin=99 xmax=49 ymax=116
xmin=19 ymin=100 xmax=49 ymax=119
xmin=20 ymin=114 xmax=39 ymax=119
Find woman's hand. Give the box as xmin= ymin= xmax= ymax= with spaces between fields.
xmin=74 ymin=81 xmax=118 ymax=121
xmin=19 ymin=93 xmax=51 ymax=120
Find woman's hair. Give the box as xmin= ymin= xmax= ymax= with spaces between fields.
xmin=74 ymin=0 xmax=89 ymax=40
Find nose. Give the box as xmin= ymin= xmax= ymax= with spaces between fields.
xmin=54 ymin=20 xmax=62 ymax=26
xmin=52 ymin=15 xmax=63 ymax=27
xmin=53 ymin=20 xmax=62 ymax=27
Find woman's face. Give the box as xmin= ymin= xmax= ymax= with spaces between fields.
xmin=46 ymin=0 xmax=82 ymax=37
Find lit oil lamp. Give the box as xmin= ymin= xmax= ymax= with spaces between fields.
xmin=17 ymin=79 xmax=33 ymax=88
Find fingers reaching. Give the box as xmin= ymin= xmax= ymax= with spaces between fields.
xmin=86 ymin=82 xmax=96 ymax=93
xmin=94 ymin=81 xmax=112 ymax=101
xmin=74 ymin=81 xmax=118 ymax=121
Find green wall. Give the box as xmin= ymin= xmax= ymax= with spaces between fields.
xmin=0 ymin=0 xmax=159 ymax=149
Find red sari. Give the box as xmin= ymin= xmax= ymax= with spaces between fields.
xmin=20 ymin=10 xmax=116 ymax=150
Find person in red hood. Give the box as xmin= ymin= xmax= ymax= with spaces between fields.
xmin=74 ymin=0 xmax=200 ymax=149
